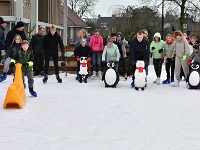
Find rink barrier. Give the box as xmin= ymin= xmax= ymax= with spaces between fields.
xmin=0 ymin=46 xmax=132 ymax=74
xmin=3 ymin=63 xmax=26 ymax=109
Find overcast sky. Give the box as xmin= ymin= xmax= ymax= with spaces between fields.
xmin=95 ymin=0 xmax=139 ymax=17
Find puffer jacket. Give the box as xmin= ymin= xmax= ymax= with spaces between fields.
xmin=102 ymin=43 xmax=120 ymax=62
xmin=4 ymin=43 xmax=21 ymax=59
xmin=74 ymin=44 xmax=93 ymax=58
xmin=150 ymin=32 xmax=165 ymax=59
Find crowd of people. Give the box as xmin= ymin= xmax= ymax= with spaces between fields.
xmin=0 ymin=16 xmax=200 ymax=96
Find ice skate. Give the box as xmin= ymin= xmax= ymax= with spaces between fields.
xmin=42 ymin=74 xmax=48 ymax=83
xmin=29 ymin=87 xmax=37 ymax=97
xmin=56 ymin=74 xmax=62 ymax=83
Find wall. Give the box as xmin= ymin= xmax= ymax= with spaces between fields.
xmin=0 ymin=1 xmax=11 ymax=16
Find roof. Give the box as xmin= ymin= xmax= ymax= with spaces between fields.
xmin=60 ymin=5 xmax=89 ymax=28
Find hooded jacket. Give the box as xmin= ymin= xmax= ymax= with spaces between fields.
xmin=173 ymin=37 xmax=190 ymax=58
xmin=150 ymin=32 xmax=165 ymax=59
xmin=0 ymin=26 xmax=5 ymax=50
xmin=102 ymin=43 xmax=120 ymax=62
xmin=5 ymin=27 xmax=26 ymax=51
xmin=74 ymin=44 xmax=93 ymax=58
xmin=42 ymin=31 xmax=64 ymax=55
xmin=89 ymin=35 xmax=104 ymax=51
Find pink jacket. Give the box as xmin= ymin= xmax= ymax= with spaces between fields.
xmin=89 ymin=35 xmax=104 ymax=52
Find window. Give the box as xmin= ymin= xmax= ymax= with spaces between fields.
xmin=70 ymin=28 xmax=74 ymax=40
xmin=112 ymin=28 xmax=116 ymax=33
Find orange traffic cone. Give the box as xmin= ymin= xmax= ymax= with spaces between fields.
xmin=3 ymin=63 xmax=26 ymax=109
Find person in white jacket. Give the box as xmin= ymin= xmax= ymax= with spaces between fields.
xmin=102 ymin=38 xmax=120 ymax=72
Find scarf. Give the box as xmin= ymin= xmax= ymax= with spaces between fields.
xmin=166 ymin=39 xmax=174 ymax=45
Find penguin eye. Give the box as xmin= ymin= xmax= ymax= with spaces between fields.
xmin=112 ymin=63 xmax=115 ymax=67
xmin=197 ymin=64 xmax=199 ymax=69
xmin=107 ymin=63 xmax=110 ymax=67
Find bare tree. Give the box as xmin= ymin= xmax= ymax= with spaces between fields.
xmin=139 ymin=0 xmax=200 ymax=32
xmin=61 ymin=0 xmax=98 ymax=18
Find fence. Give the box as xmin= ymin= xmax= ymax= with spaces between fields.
xmin=0 ymin=46 xmax=132 ymax=74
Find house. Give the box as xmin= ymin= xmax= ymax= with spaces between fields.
xmin=96 ymin=15 xmax=119 ymax=36
xmin=60 ymin=5 xmax=90 ymax=44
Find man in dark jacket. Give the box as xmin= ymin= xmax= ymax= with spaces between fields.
xmin=0 ymin=17 xmax=7 ymax=62
xmin=74 ymin=38 xmax=93 ymax=83
xmin=42 ymin=25 xmax=65 ymax=83
xmin=130 ymin=30 xmax=150 ymax=87
xmin=30 ymin=27 xmax=45 ymax=76
xmin=5 ymin=21 xmax=26 ymax=51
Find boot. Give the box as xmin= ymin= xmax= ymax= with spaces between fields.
xmin=43 ymin=74 xmax=48 ymax=83
xmin=39 ymin=71 xmax=45 ymax=76
xmin=0 ymin=73 xmax=7 ymax=82
xmin=157 ymin=77 xmax=160 ymax=84
xmin=98 ymin=71 xmax=102 ymax=79
xmin=153 ymin=78 xmax=158 ymax=83
xmin=124 ymin=73 xmax=127 ymax=80
xmin=162 ymin=78 xmax=171 ymax=84
xmin=56 ymin=74 xmax=62 ymax=83
xmin=92 ymin=71 xmax=96 ymax=79
xmin=29 ymin=87 xmax=37 ymax=97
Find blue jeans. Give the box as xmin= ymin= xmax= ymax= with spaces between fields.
xmin=92 ymin=51 xmax=101 ymax=71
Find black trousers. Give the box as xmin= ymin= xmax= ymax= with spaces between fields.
xmin=33 ymin=53 xmax=44 ymax=73
xmin=119 ymin=57 xmax=127 ymax=74
xmin=165 ymin=58 xmax=175 ymax=80
xmin=44 ymin=53 xmax=59 ymax=75
xmin=153 ymin=58 xmax=162 ymax=77
xmin=180 ymin=66 xmax=185 ymax=78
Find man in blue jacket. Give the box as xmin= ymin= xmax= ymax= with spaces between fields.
xmin=0 ymin=17 xmax=7 ymax=62
xmin=130 ymin=30 xmax=150 ymax=87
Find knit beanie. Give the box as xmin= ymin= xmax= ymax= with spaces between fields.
xmin=15 ymin=21 xmax=24 ymax=28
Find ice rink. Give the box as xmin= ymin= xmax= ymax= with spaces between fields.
xmin=0 ymin=65 xmax=200 ymax=150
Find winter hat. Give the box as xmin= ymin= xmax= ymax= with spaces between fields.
xmin=0 ymin=17 xmax=6 ymax=24
xmin=111 ymin=33 xmax=116 ymax=37
xmin=186 ymin=31 xmax=190 ymax=36
xmin=81 ymin=38 xmax=87 ymax=43
xmin=116 ymin=32 xmax=122 ymax=37
xmin=15 ymin=21 xmax=24 ymax=28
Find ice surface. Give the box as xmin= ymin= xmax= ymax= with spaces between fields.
xmin=0 ymin=65 xmax=200 ymax=150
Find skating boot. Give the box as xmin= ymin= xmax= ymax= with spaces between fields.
xmin=29 ymin=87 xmax=37 ymax=97
xmin=0 ymin=73 xmax=7 ymax=82
xmin=56 ymin=74 xmax=62 ymax=83
xmin=98 ymin=71 xmax=102 ymax=79
xmin=91 ymin=71 xmax=96 ymax=79
xmin=162 ymin=78 xmax=170 ymax=84
xmin=43 ymin=74 xmax=48 ymax=83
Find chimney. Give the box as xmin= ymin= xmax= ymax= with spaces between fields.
xmin=112 ymin=14 xmax=116 ymax=19
xmin=98 ymin=14 xmax=101 ymax=19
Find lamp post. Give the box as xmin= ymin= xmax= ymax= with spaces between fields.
xmin=162 ymin=0 xmax=164 ymax=37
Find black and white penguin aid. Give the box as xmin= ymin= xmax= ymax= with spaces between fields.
xmin=134 ymin=60 xmax=146 ymax=91
xmin=102 ymin=61 xmax=119 ymax=88
xmin=188 ymin=63 xmax=200 ymax=89
xmin=78 ymin=57 xmax=88 ymax=83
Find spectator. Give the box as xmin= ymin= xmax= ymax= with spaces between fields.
xmin=89 ymin=29 xmax=104 ymax=79
xmin=5 ymin=21 xmax=26 ymax=51
xmin=116 ymin=32 xmax=129 ymax=80
xmin=30 ymin=27 xmax=45 ymax=76
xmin=42 ymin=25 xmax=65 ymax=83
xmin=73 ymin=29 xmax=89 ymax=46
xmin=0 ymin=17 xmax=6 ymax=62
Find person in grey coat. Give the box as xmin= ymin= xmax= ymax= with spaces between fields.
xmin=171 ymin=30 xmax=190 ymax=87
xmin=116 ymin=32 xmax=129 ymax=80
xmin=0 ymin=17 xmax=6 ymax=62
